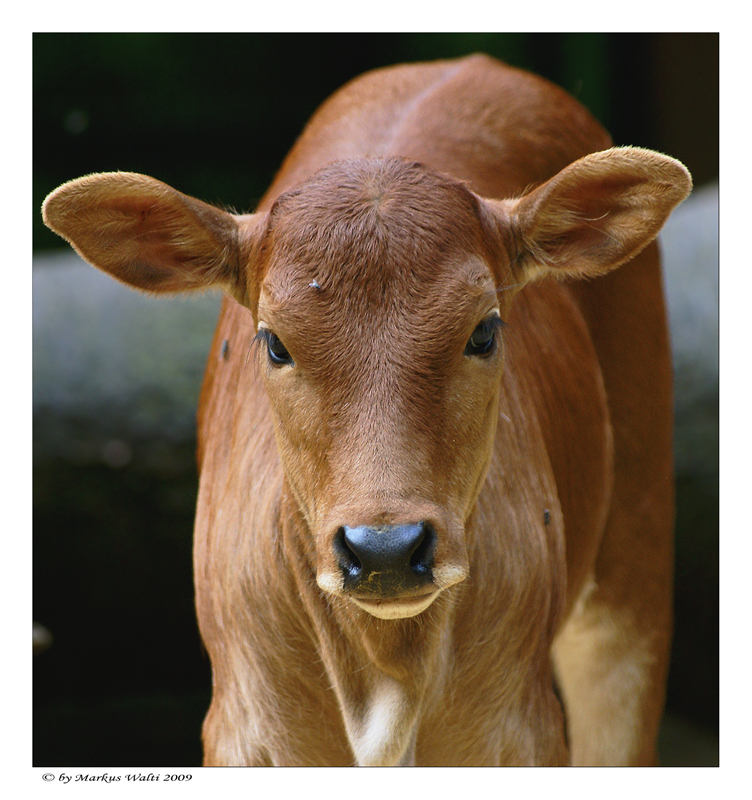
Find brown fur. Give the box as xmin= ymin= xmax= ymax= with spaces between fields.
xmin=42 ymin=54 xmax=691 ymax=765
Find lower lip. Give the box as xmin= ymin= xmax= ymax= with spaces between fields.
xmin=351 ymin=591 xmax=439 ymax=619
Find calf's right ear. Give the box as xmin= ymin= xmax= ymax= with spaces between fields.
xmin=42 ymin=172 xmax=264 ymax=303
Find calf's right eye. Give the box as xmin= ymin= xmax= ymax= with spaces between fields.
xmin=268 ymin=333 xmax=293 ymax=366
xmin=255 ymin=328 xmax=294 ymax=367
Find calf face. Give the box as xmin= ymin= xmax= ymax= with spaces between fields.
xmin=252 ymin=159 xmax=507 ymax=617
xmin=42 ymin=147 xmax=691 ymax=624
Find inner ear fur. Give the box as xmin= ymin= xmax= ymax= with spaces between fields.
xmin=42 ymin=172 xmax=258 ymax=301
xmin=486 ymin=147 xmax=692 ymax=283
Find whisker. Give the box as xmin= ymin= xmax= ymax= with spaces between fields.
xmin=496 ymin=280 xmax=525 ymax=295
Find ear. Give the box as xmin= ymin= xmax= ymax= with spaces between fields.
xmin=42 ymin=172 xmax=263 ymax=302
xmin=489 ymin=147 xmax=692 ymax=282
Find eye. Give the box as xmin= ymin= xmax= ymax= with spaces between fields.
xmin=267 ymin=333 xmax=293 ymax=366
xmin=255 ymin=328 xmax=294 ymax=367
xmin=464 ymin=315 xmax=503 ymax=358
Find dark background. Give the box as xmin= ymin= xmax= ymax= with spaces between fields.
xmin=33 ymin=33 xmax=719 ymax=766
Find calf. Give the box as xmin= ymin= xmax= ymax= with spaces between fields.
xmin=43 ymin=54 xmax=691 ymax=765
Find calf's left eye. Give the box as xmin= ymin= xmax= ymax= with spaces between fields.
xmin=464 ymin=316 xmax=503 ymax=358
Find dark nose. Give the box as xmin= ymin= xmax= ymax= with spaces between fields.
xmin=334 ymin=522 xmax=435 ymax=597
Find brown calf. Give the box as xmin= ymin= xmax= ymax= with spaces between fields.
xmin=43 ymin=54 xmax=691 ymax=766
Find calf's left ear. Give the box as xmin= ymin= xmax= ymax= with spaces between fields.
xmin=42 ymin=172 xmax=263 ymax=303
xmin=488 ymin=147 xmax=692 ymax=282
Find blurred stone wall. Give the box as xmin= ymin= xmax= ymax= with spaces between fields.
xmin=660 ymin=182 xmax=719 ymax=731
xmin=33 ymin=258 xmax=221 ymax=766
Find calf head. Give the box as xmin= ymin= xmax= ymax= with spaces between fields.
xmin=43 ymin=148 xmax=691 ymax=620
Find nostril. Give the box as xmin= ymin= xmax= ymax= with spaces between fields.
xmin=334 ymin=526 xmax=362 ymax=579
xmin=409 ymin=523 xmax=435 ymax=576
xmin=335 ymin=521 xmax=436 ymax=594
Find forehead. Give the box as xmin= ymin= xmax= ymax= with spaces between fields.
xmin=259 ymin=158 xmax=495 ymax=313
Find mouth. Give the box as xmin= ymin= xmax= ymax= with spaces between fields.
xmin=350 ymin=589 xmax=440 ymax=619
